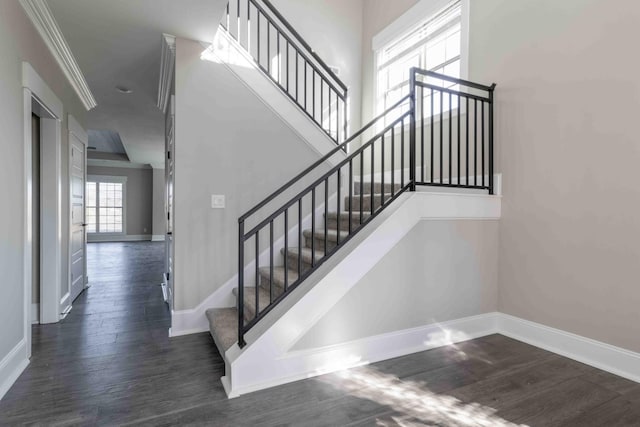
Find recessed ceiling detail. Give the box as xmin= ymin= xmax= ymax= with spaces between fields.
xmin=88 ymin=130 xmax=127 ymax=155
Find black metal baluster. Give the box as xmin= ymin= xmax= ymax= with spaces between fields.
xmin=257 ymin=11 xmax=261 ymax=67
xmin=324 ymin=179 xmax=328 ymax=255
xmin=458 ymin=94 xmax=461 ymax=186
xmin=430 ymin=89 xmax=434 ymax=183
xmin=284 ymin=209 xmax=288 ymax=292
xmin=320 ymin=81 xmax=324 ymax=130
xmin=489 ymin=87 xmax=495 ymax=195
xmin=277 ymin=31 xmax=281 ymax=84
xmin=304 ymin=62 xmax=307 ymax=111
xmin=312 ymin=71 xmax=316 ymax=119
xmin=311 ymin=188 xmax=316 ymax=267
xmin=295 ymin=52 xmax=299 ymax=102
xmin=267 ymin=21 xmax=271 ymax=75
xmin=238 ymin=221 xmax=245 ymax=347
xmin=474 ymin=98 xmax=478 ymax=187
xmin=298 ymin=199 xmax=302 ymax=277
xmin=254 ymin=230 xmax=259 ymax=318
xmin=482 ymin=100 xmax=485 ymax=188
xmin=440 ymin=89 xmax=443 ymax=184
xmin=237 ymin=0 xmax=240 ymax=39
xmin=370 ymin=140 xmax=375 ymax=216
xmin=269 ymin=221 xmax=274 ymax=304
xmin=449 ymin=92 xmax=452 ymax=184
xmin=348 ymin=159 xmax=353 ymax=234
xmin=286 ymin=41 xmax=289 ymax=92
xmin=381 ymin=134 xmax=385 ymax=207
xmin=466 ymin=96 xmax=469 ymax=185
xmin=421 ymin=86 xmax=425 ymax=182
xmin=359 ymin=153 xmax=364 ymax=224
xmin=247 ymin=0 xmax=251 ymax=53
xmin=391 ymin=126 xmax=395 ymax=196
xmin=225 ymin=2 xmax=229 ymax=31
xmin=336 ymin=168 xmax=341 ymax=244
xmin=401 ymin=121 xmax=405 ymax=188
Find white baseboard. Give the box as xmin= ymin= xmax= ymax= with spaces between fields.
xmin=226 ymin=312 xmax=500 ymax=398
xmin=152 ymin=235 xmax=165 ymax=242
xmin=0 ymin=339 xmax=29 ymax=401
xmin=498 ymin=313 xmax=640 ymax=384
xmin=31 ymin=303 xmax=39 ymax=324
xmin=88 ymin=234 xmax=152 ymax=243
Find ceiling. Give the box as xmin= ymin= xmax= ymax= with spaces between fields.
xmin=47 ymin=0 xmax=225 ymax=167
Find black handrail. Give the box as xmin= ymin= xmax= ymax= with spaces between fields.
xmin=220 ymin=0 xmax=348 ymax=144
xmin=260 ymin=0 xmax=346 ymax=92
xmin=237 ymin=68 xmax=496 ymax=348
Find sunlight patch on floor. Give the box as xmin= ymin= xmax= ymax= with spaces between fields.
xmin=321 ymin=365 xmax=526 ymax=427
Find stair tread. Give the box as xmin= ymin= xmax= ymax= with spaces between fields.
xmin=283 ymin=247 xmax=326 ymax=262
xmin=205 ymin=307 xmax=237 ymax=352
xmin=325 ymin=211 xmax=372 ymax=220
xmin=259 ymin=266 xmax=299 ymax=287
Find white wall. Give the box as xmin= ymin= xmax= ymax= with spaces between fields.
xmin=174 ymin=37 xmax=333 ymax=311
xmin=292 ymin=220 xmax=498 ymax=350
xmin=0 ymin=0 xmax=86 ymax=388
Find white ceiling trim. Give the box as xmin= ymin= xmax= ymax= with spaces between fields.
xmin=157 ymin=33 xmax=176 ymax=113
xmin=87 ymin=159 xmax=152 ymax=170
xmin=19 ymin=0 xmax=97 ymax=110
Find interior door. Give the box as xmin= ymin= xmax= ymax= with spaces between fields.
xmin=164 ymin=95 xmax=175 ymax=309
xmin=69 ymin=132 xmax=87 ymax=302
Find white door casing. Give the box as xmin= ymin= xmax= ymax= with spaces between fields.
xmin=165 ymin=95 xmax=175 ymax=310
xmin=68 ymin=115 xmax=88 ymax=303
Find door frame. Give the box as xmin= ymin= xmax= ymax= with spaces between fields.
xmin=22 ymin=62 xmax=64 ymax=358
xmin=68 ymin=116 xmax=88 ymax=302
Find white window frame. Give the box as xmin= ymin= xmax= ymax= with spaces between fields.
xmin=86 ymin=175 xmax=127 ymax=236
xmin=372 ymin=0 xmax=470 ymax=120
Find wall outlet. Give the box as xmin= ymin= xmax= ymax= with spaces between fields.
xmin=211 ymin=195 xmax=226 ymax=209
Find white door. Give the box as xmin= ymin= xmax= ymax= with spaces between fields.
xmin=165 ymin=96 xmax=175 ymax=309
xmin=70 ymin=132 xmax=87 ymax=302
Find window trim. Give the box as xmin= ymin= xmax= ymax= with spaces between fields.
xmin=86 ymin=174 xmax=127 ymax=236
xmin=372 ymin=0 xmax=470 ymax=117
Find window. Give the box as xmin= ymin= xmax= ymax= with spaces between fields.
xmin=375 ymin=0 xmax=464 ymax=120
xmin=86 ymin=176 xmax=126 ymax=234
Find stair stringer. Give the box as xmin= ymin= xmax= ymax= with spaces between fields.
xmin=202 ymin=26 xmax=349 ymax=167
xmin=222 ymin=191 xmax=502 ymax=397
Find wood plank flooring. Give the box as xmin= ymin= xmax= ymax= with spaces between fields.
xmin=1 ymin=241 xmax=639 ymax=426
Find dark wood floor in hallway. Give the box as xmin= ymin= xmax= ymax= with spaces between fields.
xmin=1 ymin=242 xmax=639 ymax=426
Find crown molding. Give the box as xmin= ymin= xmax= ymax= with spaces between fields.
xmin=157 ymin=33 xmax=176 ymax=113
xmin=19 ymin=0 xmax=97 ymax=110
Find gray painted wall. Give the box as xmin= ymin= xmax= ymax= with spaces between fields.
xmin=293 ymin=220 xmax=499 ymax=350
xmin=87 ymin=166 xmax=153 ymax=238
xmin=0 ymin=1 xmax=87 ymax=362
xmin=468 ymin=0 xmax=640 ymax=353
xmin=174 ymin=37 xmax=338 ymax=311
xmin=152 ymin=168 xmax=165 ymax=237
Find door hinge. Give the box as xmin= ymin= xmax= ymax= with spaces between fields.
xmin=167 ymin=151 xmax=171 ymax=160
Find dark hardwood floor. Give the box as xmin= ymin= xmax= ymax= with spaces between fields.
xmin=1 ymin=241 xmax=639 ymax=426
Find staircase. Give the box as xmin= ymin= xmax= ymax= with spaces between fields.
xmin=206 ymin=182 xmax=397 ymax=352
xmin=203 ymin=0 xmax=496 ymax=396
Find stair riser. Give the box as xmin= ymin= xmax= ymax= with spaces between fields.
xmin=258 ymin=275 xmax=288 ymax=294
xmin=344 ymin=195 xmax=392 ymax=211
xmin=304 ymin=236 xmax=339 ymax=252
xmin=354 ymin=182 xmax=402 ymax=195
xmin=285 ymin=254 xmax=314 ymax=273
xmin=326 ymin=216 xmax=367 ymax=231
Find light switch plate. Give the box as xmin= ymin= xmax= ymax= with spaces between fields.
xmin=211 ymin=195 xmax=226 ymax=209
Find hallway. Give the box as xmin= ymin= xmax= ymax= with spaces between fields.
xmin=0 ymin=242 xmax=222 ymax=424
